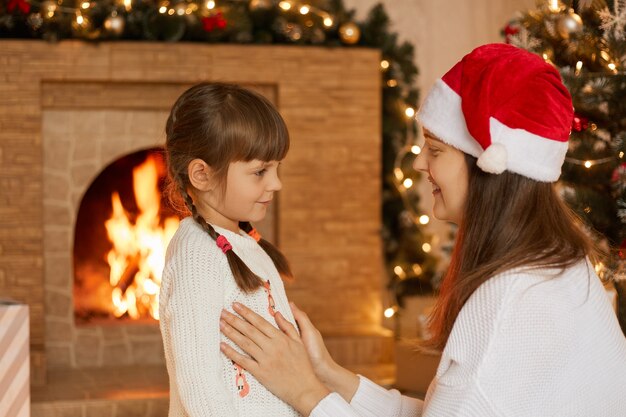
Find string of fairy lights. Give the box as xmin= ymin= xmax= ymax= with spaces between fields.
xmin=11 ymin=0 xmax=364 ymax=44
xmin=27 ymin=0 xmax=335 ymax=23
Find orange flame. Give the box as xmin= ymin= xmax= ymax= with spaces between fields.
xmin=104 ymin=155 xmax=178 ymax=320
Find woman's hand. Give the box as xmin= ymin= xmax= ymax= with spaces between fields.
xmin=289 ymin=302 xmax=337 ymax=381
xmin=220 ymin=302 xmax=330 ymax=416
xmin=289 ymin=302 xmax=360 ymax=403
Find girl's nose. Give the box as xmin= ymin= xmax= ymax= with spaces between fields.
xmin=269 ymin=173 xmax=282 ymax=191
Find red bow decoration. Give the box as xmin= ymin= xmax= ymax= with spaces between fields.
xmin=7 ymin=0 xmax=31 ymax=14
xmin=503 ymin=24 xmax=519 ymax=44
xmin=612 ymin=163 xmax=626 ymax=183
xmin=202 ymin=12 xmax=227 ymax=32
xmin=572 ymin=113 xmax=589 ymax=132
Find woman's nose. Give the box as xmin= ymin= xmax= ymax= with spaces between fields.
xmin=413 ymin=151 xmax=427 ymax=172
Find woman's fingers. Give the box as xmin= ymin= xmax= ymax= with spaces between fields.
xmin=220 ymin=318 xmax=263 ymax=359
xmin=232 ymin=302 xmax=280 ymax=338
xmin=220 ymin=342 xmax=258 ymax=373
xmin=221 ymin=309 xmax=276 ymax=351
xmin=290 ymin=302 xmax=313 ymax=328
xmin=275 ymin=311 xmax=299 ymax=339
xmin=290 ymin=302 xmax=319 ymax=340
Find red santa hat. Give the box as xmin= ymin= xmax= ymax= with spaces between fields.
xmin=416 ymin=43 xmax=573 ymax=182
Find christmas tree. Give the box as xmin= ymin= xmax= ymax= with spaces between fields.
xmin=505 ymin=0 xmax=626 ymax=331
xmin=0 ymin=0 xmax=438 ymax=315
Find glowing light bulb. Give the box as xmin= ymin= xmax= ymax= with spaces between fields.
xmin=206 ymin=0 xmax=215 ymax=9
xmin=584 ymin=160 xmax=592 ymax=168
xmin=159 ymin=5 xmax=167 ymax=13
xmin=279 ymin=1 xmax=291 ymax=10
xmin=299 ymin=5 xmax=309 ymax=14
xmin=403 ymin=178 xmax=413 ymax=188
xmin=548 ymin=0 xmax=560 ymax=12
xmin=422 ymin=243 xmax=431 ymax=253
xmin=620 ymin=151 xmax=624 ymax=159
xmin=575 ymin=60 xmax=583 ymax=75
xmin=411 ymin=145 xmax=421 ymax=155
xmin=608 ymin=63 xmax=617 ymax=72
xmin=419 ymin=215 xmax=430 ymax=225
xmin=387 ymin=79 xmax=398 ymax=87
xmin=394 ymin=168 xmax=404 ymax=181
xmin=380 ymin=60 xmax=390 ymax=69
xmin=323 ymin=17 xmax=333 ymax=27
xmin=405 ymin=107 xmax=415 ymax=118
xmin=412 ymin=264 xmax=423 ymax=275
xmin=394 ymin=265 xmax=405 ymax=278
xmin=81 ymin=1 xmax=90 ymax=9
xmin=76 ymin=12 xmax=84 ymax=25
xmin=384 ymin=307 xmax=395 ymax=318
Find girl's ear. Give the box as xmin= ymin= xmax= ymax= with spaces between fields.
xmin=188 ymin=159 xmax=216 ymax=191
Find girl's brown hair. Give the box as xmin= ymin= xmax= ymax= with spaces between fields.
xmin=424 ymin=154 xmax=600 ymax=351
xmin=165 ymin=82 xmax=292 ymax=292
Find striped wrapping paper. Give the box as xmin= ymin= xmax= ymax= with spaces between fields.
xmin=0 ymin=301 xmax=29 ymax=417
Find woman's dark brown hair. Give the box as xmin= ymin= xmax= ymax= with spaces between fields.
xmin=424 ymin=154 xmax=600 ymax=351
xmin=165 ymin=82 xmax=292 ymax=292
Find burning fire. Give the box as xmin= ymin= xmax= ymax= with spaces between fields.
xmin=104 ymin=154 xmax=179 ymax=320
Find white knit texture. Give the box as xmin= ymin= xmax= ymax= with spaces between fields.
xmin=159 ymin=217 xmax=301 ymax=417
xmin=311 ymin=259 xmax=626 ymax=417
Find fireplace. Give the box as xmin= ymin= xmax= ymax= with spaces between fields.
xmin=73 ymin=148 xmax=178 ymax=323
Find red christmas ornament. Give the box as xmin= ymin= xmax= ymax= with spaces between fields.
xmin=619 ymin=239 xmax=626 ymax=260
xmin=572 ymin=113 xmax=589 ymax=132
xmin=7 ymin=0 xmax=30 ymax=14
xmin=503 ymin=24 xmax=519 ymax=44
xmin=612 ymin=163 xmax=626 ymax=183
xmin=202 ymin=12 xmax=227 ymax=32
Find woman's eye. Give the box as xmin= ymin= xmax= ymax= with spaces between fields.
xmin=428 ymin=147 xmax=440 ymax=156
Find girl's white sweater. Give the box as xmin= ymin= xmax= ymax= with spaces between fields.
xmin=159 ymin=217 xmax=301 ymax=417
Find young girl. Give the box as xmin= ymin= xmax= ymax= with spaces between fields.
xmin=218 ymin=44 xmax=626 ymax=416
xmin=159 ymin=82 xmax=301 ymax=416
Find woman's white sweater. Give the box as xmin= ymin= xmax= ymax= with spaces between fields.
xmin=159 ymin=217 xmax=301 ymax=417
xmin=312 ymin=259 xmax=626 ymax=417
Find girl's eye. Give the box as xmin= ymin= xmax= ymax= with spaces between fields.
xmin=255 ymin=169 xmax=267 ymax=176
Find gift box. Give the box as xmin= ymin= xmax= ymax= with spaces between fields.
xmin=0 ymin=300 xmax=30 ymax=417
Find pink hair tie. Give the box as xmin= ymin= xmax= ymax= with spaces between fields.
xmin=216 ymin=235 xmax=233 ymax=254
xmin=248 ymin=228 xmax=262 ymax=243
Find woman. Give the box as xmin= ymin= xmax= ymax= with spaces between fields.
xmin=218 ymin=43 xmax=626 ymax=416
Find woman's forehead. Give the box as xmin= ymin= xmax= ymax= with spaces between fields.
xmin=423 ymin=130 xmax=444 ymax=144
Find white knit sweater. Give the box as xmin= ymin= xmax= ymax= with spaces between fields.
xmin=312 ymin=259 xmax=626 ymax=417
xmin=159 ymin=217 xmax=301 ymax=417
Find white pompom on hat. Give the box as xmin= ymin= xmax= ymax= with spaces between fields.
xmin=416 ymin=43 xmax=574 ymax=182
